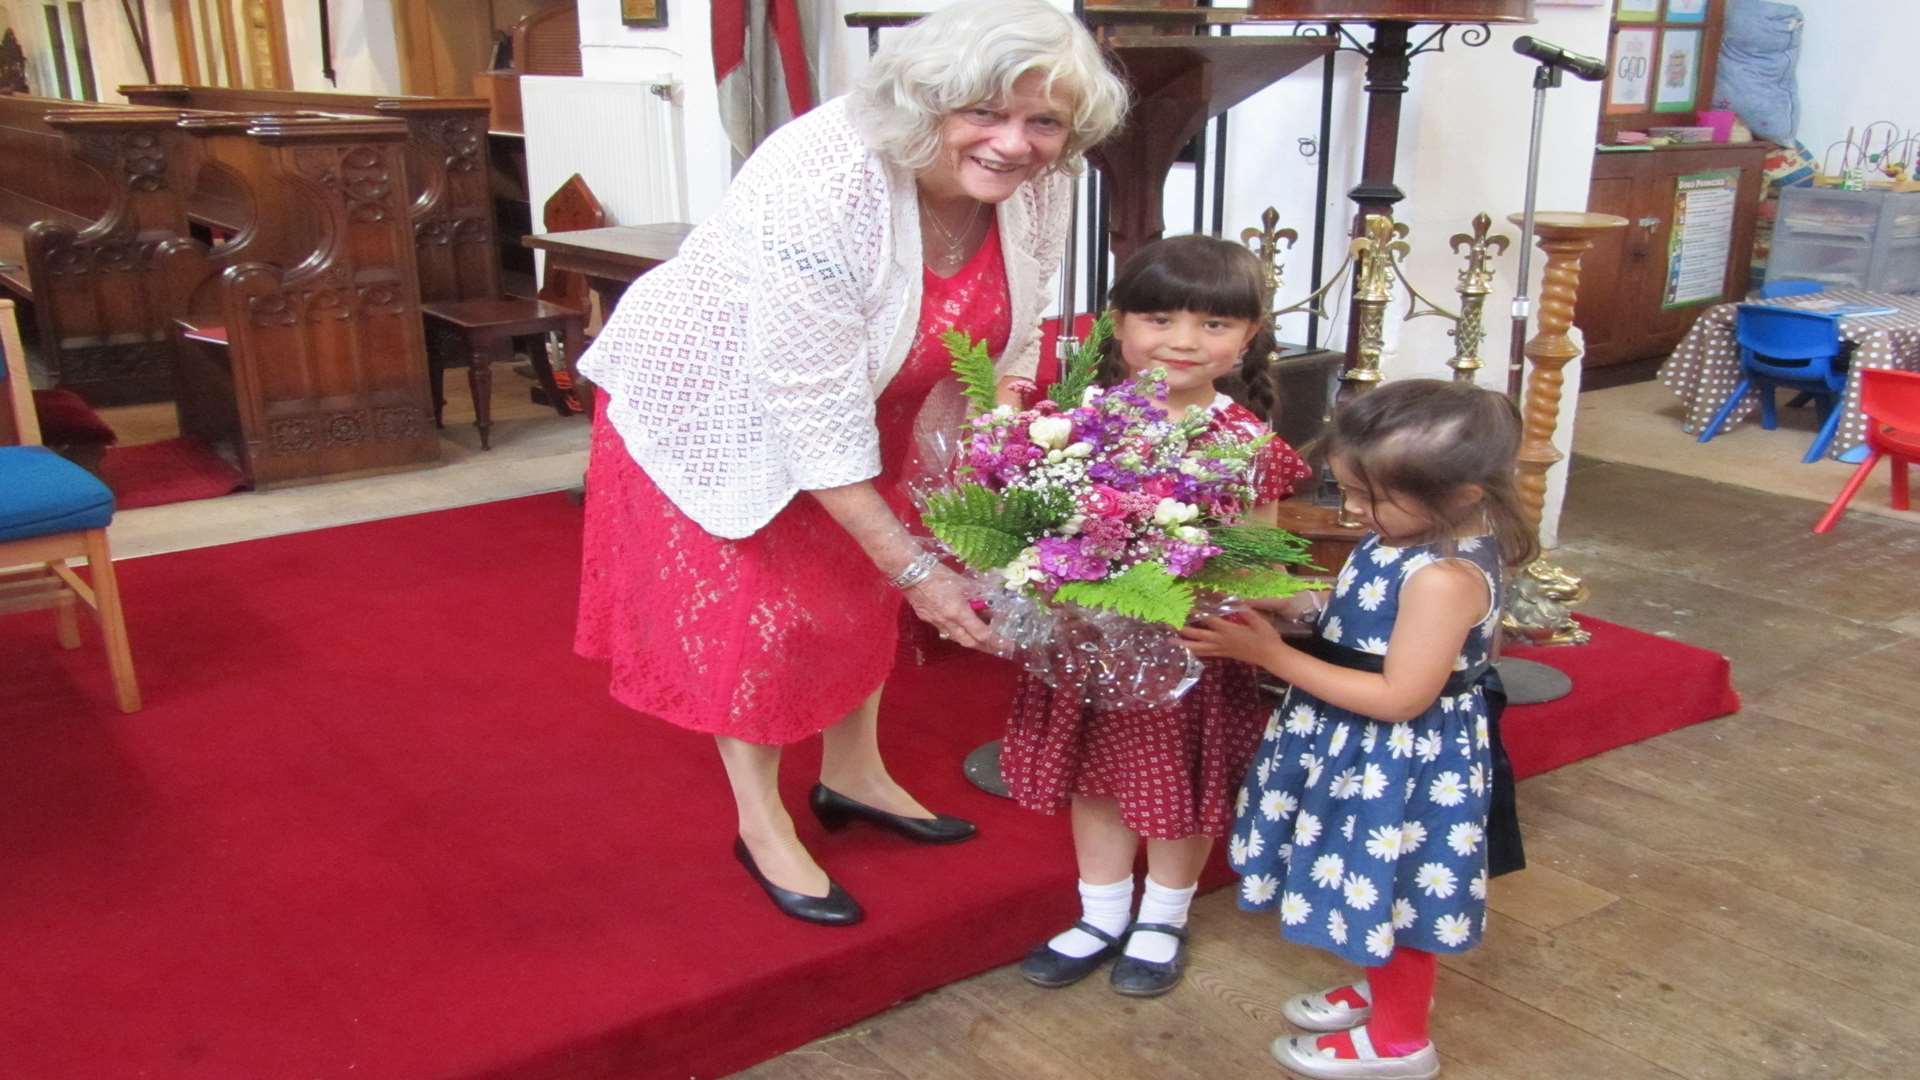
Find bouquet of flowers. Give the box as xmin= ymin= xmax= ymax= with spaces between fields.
xmin=917 ymin=317 xmax=1321 ymax=708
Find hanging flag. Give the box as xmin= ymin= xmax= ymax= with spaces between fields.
xmin=713 ymin=0 xmax=820 ymax=160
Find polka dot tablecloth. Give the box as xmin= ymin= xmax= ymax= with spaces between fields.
xmin=1658 ymin=289 xmax=1920 ymax=460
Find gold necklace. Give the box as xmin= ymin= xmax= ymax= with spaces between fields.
xmin=921 ymin=196 xmax=984 ymax=269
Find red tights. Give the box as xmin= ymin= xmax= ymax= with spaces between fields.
xmin=1316 ymin=947 xmax=1436 ymax=1059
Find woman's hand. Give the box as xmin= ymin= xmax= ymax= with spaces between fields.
xmin=904 ymin=564 xmax=1007 ymax=654
xmin=1180 ymin=608 xmax=1291 ymax=672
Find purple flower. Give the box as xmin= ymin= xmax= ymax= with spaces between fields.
xmin=1036 ymin=537 xmax=1110 ymax=582
xmin=1164 ymin=540 xmax=1220 ymax=578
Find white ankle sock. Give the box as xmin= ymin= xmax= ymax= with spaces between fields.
xmin=1047 ymin=876 xmax=1134 ymax=959
xmin=1124 ymin=877 xmax=1197 ymax=964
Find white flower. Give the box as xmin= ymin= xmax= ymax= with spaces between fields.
xmin=1360 ymin=724 xmax=1378 ymax=753
xmin=1429 ymin=771 xmax=1467 ymax=807
xmin=1365 ymin=922 xmax=1396 ymax=959
xmin=1356 ymin=636 xmax=1390 ymax=656
xmin=1235 ymin=788 xmax=1250 ymax=818
xmin=1280 ymin=843 xmax=1295 ymax=865
xmin=1448 ymin=821 xmax=1485 ymax=857
xmin=1342 ymin=814 xmax=1357 ymax=840
xmin=1468 ymin=762 xmax=1487 ymax=797
xmin=1435 ymin=912 xmax=1474 ymax=947
xmin=1028 ymin=416 xmax=1073 ymax=449
xmin=1300 ymin=753 xmax=1325 ymax=789
xmin=1310 ymin=853 xmax=1345 ymax=890
xmin=1244 ymin=827 xmax=1266 ymax=862
xmin=1151 ymin=497 xmax=1201 ymax=526
xmin=1343 ymin=873 xmax=1380 ymax=911
xmin=1322 ymin=615 xmax=1344 ymax=643
xmin=1360 ymin=763 xmax=1389 ymax=800
xmin=1457 ymin=536 xmax=1483 ymax=553
xmin=1476 ymin=714 xmax=1491 ymax=749
xmin=1336 ymin=563 xmax=1358 ymax=597
xmin=1386 ymin=726 xmax=1414 ymax=759
xmin=1242 ymin=873 xmax=1280 ymax=906
xmin=1469 ymin=870 xmax=1488 ymax=900
xmin=1176 ymin=525 xmax=1209 ymax=544
xmin=1405 ymin=777 xmax=1417 ymax=802
xmin=1263 ymin=712 xmax=1280 ymax=740
xmin=1438 ymin=695 xmax=1455 ymax=714
xmin=1257 ymin=755 xmax=1274 ymax=785
xmin=1229 ymin=832 xmax=1250 ymax=866
xmin=1285 ymin=704 xmax=1319 ymax=736
xmin=1357 ymin=577 xmax=1389 ymax=611
xmin=1261 ymin=790 xmax=1298 ymax=822
xmin=1063 ymin=440 xmax=1093 ymax=459
xmin=1400 ymin=552 xmax=1436 ymax=578
xmin=1365 ymin=825 xmax=1404 ymax=861
xmin=1329 ymin=725 xmax=1350 ymax=756
xmin=1370 ymin=544 xmax=1403 ymax=566
xmin=1330 ymin=768 xmax=1362 ymax=800
xmin=1400 ymin=821 xmax=1428 ymax=855
xmin=1293 ymin=811 xmax=1324 ymax=848
xmin=1415 ymin=732 xmax=1444 ymax=763
xmin=1414 ymin=861 xmax=1457 ymax=898
xmin=1392 ymin=897 xmax=1418 ymax=930
xmin=1279 ymin=890 xmax=1312 ymax=925
xmin=1328 ymin=909 xmax=1349 ymax=944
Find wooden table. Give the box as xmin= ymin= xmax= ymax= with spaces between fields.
xmin=521 ymin=223 xmax=694 ymax=313
xmin=1659 ymin=288 xmax=1920 ymax=460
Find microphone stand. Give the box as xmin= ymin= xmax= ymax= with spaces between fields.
xmin=1505 ymin=60 xmax=1561 ymax=399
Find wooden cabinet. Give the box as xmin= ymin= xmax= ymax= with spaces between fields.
xmin=1576 ymin=143 xmax=1769 ymax=372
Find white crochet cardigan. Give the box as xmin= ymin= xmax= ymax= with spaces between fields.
xmin=576 ymin=97 xmax=1071 ymax=539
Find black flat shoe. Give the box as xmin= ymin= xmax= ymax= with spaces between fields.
xmin=808 ymin=783 xmax=977 ymax=844
xmin=1109 ymin=922 xmax=1188 ymax=997
xmin=1019 ymin=921 xmax=1124 ymax=988
xmin=732 ymin=838 xmax=863 ymax=927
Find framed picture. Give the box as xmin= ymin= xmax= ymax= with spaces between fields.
xmin=1665 ymin=0 xmax=1708 ymax=22
xmin=1616 ymin=0 xmax=1660 ymax=23
xmin=1607 ymin=27 xmax=1658 ymax=114
xmin=1654 ymin=28 xmax=1702 ymax=113
xmin=621 ymin=0 xmax=667 ymax=28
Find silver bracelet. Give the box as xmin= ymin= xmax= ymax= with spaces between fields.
xmin=888 ymin=551 xmax=938 ymax=590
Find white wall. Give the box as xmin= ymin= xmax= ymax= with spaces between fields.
xmin=283 ymin=0 xmax=402 ymax=95
xmin=1790 ymin=0 xmax=1916 ymax=165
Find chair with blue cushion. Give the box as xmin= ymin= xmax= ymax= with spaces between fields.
xmin=0 ymin=298 xmax=140 ymax=712
xmin=1755 ymin=278 xmax=1825 ymax=299
xmin=1696 ymin=304 xmax=1851 ymax=464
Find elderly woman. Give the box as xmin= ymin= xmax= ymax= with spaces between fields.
xmin=574 ymin=1 xmax=1127 ymax=926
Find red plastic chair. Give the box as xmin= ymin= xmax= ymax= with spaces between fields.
xmin=1813 ymin=368 xmax=1920 ymax=533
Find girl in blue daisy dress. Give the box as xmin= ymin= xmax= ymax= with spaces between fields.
xmin=1182 ymin=379 xmax=1537 ymax=1080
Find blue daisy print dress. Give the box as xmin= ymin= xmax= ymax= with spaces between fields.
xmin=1230 ymin=533 xmax=1501 ymax=967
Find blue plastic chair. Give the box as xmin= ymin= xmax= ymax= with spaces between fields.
xmin=0 ymin=298 xmax=140 ymax=712
xmin=1756 ymin=278 xmax=1825 ymax=299
xmin=1696 ymin=304 xmax=1851 ymax=464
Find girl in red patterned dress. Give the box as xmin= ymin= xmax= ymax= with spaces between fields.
xmin=1003 ymin=235 xmax=1313 ymax=995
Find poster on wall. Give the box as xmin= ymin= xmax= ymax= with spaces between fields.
xmin=1665 ymin=0 xmax=1708 ymax=22
xmin=1654 ymin=28 xmax=1702 ymax=113
xmin=1664 ymin=169 xmax=1739 ymax=308
xmin=621 ymin=0 xmax=668 ymax=28
xmin=1608 ymin=27 xmax=1657 ymax=113
xmin=1616 ymin=0 xmax=1661 ymax=23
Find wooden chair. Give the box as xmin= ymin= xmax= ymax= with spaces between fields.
xmin=420 ymin=175 xmax=596 ymax=449
xmin=536 ymin=174 xmax=606 ymax=413
xmin=0 ymin=298 xmax=140 ymax=712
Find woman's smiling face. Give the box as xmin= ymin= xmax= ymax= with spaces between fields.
xmin=923 ymin=70 xmax=1072 ymax=204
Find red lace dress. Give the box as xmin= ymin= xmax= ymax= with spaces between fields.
xmin=999 ymin=405 xmax=1310 ymax=840
xmin=576 ymin=221 xmax=1012 ymax=745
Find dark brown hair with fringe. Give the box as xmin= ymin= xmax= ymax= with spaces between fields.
xmin=1094 ymin=234 xmax=1278 ymax=421
xmin=1317 ymin=378 xmax=1540 ymax=568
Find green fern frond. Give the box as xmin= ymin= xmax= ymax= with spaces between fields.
xmin=1185 ymin=565 xmax=1325 ymax=602
xmin=1045 ymin=310 xmax=1113 ymax=409
xmin=1207 ymin=524 xmax=1318 ymax=571
xmin=1054 ymin=561 xmax=1195 ymax=627
xmin=943 ymin=328 xmax=1000 ymax=416
xmin=923 ymin=483 xmax=1072 ymax=571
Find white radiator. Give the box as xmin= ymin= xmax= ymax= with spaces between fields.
xmin=521 ymin=75 xmax=689 ymax=229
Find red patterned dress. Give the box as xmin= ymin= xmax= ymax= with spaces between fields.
xmin=999 ymin=403 xmax=1310 ymax=840
xmin=576 ymin=222 xmax=1012 ymax=745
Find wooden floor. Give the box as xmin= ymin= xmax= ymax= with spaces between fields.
xmin=736 ymin=457 xmax=1920 ymax=1080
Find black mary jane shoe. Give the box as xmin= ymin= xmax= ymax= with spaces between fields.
xmin=808 ymin=783 xmax=977 ymax=844
xmin=1109 ymin=922 xmax=1189 ymax=998
xmin=1019 ymin=921 xmax=1125 ymax=988
xmin=732 ymin=838 xmax=864 ymax=927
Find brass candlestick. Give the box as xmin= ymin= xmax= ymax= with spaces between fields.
xmin=1241 ymin=206 xmax=1299 ymax=316
xmin=1343 ymin=214 xmax=1408 ymax=404
xmin=1502 ymin=211 xmax=1626 ymax=646
xmin=1448 ymin=214 xmax=1508 ymax=383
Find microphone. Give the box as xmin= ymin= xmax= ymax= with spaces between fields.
xmin=1513 ymin=36 xmax=1607 ymax=82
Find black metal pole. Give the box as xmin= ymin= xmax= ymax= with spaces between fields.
xmin=1306 ymin=24 xmax=1337 ymax=351
xmin=1211 ymin=22 xmax=1231 ymax=237
xmin=318 ymin=0 xmax=337 ymax=86
xmin=1192 ymin=129 xmax=1208 ymax=236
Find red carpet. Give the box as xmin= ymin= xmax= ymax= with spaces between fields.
xmin=0 ymin=496 xmax=1738 ymax=1080
xmin=99 ymin=437 xmax=248 ymax=509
